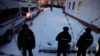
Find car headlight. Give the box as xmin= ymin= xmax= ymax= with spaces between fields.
xmin=26 ymin=12 xmax=31 ymax=19
xmin=39 ymin=7 xmax=43 ymax=11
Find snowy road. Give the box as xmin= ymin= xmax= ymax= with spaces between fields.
xmin=0 ymin=7 xmax=99 ymax=56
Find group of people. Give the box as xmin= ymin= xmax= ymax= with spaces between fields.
xmin=17 ymin=23 xmax=100 ymax=56
xmin=56 ymin=27 xmax=100 ymax=56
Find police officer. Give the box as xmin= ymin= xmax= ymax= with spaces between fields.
xmin=56 ymin=27 xmax=71 ymax=56
xmin=76 ymin=28 xmax=93 ymax=56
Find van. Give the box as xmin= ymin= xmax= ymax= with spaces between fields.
xmin=0 ymin=0 xmax=25 ymax=45
xmin=22 ymin=6 xmax=38 ymax=20
xmin=18 ymin=2 xmax=40 ymax=20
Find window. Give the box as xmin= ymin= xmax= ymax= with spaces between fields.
xmin=21 ymin=7 xmax=28 ymax=16
xmin=68 ymin=2 xmax=71 ymax=9
xmin=72 ymin=2 xmax=75 ymax=10
xmin=30 ymin=7 xmax=36 ymax=12
xmin=77 ymin=1 xmax=82 ymax=12
xmin=0 ymin=8 xmax=20 ymax=23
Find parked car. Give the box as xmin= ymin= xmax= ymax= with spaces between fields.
xmin=0 ymin=0 xmax=25 ymax=45
xmin=23 ymin=7 xmax=39 ymax=20
xmin=18 ymin=2 xmax=40 ymax=20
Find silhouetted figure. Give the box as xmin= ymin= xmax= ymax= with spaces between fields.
xmin=56 ymin=27 xmax=72 ymax=56
xmin=17 ymin=23 xmax=35 ymax=56
xmin=95 ymin=38 xmax=100 ymax=56
xmin=76 ymin=28 xmax=93 ymax=56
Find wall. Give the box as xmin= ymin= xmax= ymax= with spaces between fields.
xmin=65 ymin=0 xmax=100 ymax=28
xmin=64 ymin=0 xmax=100 ymax=49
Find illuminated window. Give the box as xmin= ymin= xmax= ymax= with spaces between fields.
xmin=39 ymin=0 xmax=45 ymax=4
xmin=72 ymin=2 xmax=75 ymax=10
xmin=77 ymin=1 xmax=82 ymax=12
xmin=68 ymin=2 xmax=71 ymax=9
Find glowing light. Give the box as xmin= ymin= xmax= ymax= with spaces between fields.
xmin=38 ymin=0 xmax=45 ymax=4
xmin=26 ymin=12 xmax=31 ymax=19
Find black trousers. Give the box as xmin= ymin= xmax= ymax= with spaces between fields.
xmin=22 ymin=48 xmax=33 ymax=56
xmin=95 ymin=50 xmax=100 ymax=56
xmin=57 ymin=50 xmax=66 ymax=56
xmin=77 ymin=48 xmax=86 ymax=56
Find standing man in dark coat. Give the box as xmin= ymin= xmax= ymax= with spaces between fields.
xmin=76 ymin=28 xmax=93 ymax=56
xmin=95 ymin=38 xmax=100 ymax=56
xmin=17 ymin=23 xmax=35 ymax=56
xmin=56 ymin=27 xmax=72 ymax=56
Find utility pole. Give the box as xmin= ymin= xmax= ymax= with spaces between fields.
xmin=50 ymin=0 xmax=53 ymax=11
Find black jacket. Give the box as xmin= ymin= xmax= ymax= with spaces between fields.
xmin=17 ymin=27 xmax=35 ymax=50
xmin=76 ymin=31 xmax=93 ymax=49
xmin=56 ymin=31 xmax=71 ymax=51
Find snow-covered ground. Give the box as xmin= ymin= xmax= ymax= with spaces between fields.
xmin=0 ymin=7 xmax=100 ymax=56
